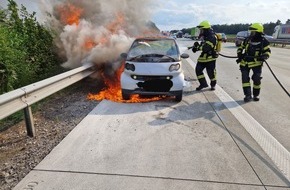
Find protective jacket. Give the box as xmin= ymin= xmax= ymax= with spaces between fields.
xmin=197 ymin=30 xmax=218 ymax=63
xmin=237 ymin=35 xmax=271 ymax=67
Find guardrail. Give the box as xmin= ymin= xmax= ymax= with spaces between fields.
xmin=0 ymin=62 xmax=95 ymax=137
xmin=269 ymin=39 xmax=290 ymax=47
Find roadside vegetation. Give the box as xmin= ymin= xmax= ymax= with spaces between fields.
xmin=0 ymin=0 xmax=64 ymax=95
xmin=0 ymin=0 xmax=66 ymax=130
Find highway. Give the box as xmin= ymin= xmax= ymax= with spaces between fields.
xmin=182 ymin=38 xmax=290 ymax=151
xmin=13 ymin=38 xmax=290 ymax=190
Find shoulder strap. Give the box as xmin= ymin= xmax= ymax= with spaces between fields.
xmin=259 ymin=37 xmax=266 ymax=56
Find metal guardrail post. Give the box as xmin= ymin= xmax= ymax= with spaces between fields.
xmin=24 ymin=106 xmax=35 ymax=137
xmin=0 ymin=62 xmax=95 ymax=137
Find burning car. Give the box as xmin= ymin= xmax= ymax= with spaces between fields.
xmin=120 ymin=37 xmax=189 ymax=102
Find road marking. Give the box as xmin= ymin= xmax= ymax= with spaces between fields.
xmin=186 ymin=58 xmax=290 ymax=181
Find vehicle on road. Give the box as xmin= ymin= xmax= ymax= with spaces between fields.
xmin=176 ymin=31 xmax=183 ymax=38
xmin=169 ymin=34 xmax=176 ymax=39
xmin=235 ymin=30 xmax=275 ymax=46
xmin=190 ymin=27 xmax=200 ymax=40
xmin=235 ymin=30 xmax=250 ymax=46
xmin=183 ymin=33 xmax=191 ymax=38
xmin=264 ymin=34 xmax=274 ymax=42
xmin=217 ymin=33 xmax=227 ymax=42
xmin=272 ymin=24 xmax=290 ymax=39
xmin=120 ymin=37 xmax=189 ymax=102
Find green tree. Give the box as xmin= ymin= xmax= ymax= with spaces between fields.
xmin=0 ymin=0 xmax=62 ymax=94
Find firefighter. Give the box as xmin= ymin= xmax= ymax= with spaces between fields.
xmin=190 ymin=20 xmax=218 ymax=91
xmin=236 ymin=23 xmax=271 ymax=102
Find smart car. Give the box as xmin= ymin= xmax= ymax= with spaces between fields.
xmin=120 ymin=37 xmax=189 ymax=102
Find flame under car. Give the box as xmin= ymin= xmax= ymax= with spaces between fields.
xmin=120 ymin=37 xmax=189 ymax=102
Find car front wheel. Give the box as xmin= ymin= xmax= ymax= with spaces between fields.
xmin=174 ymin=91 xmax=183 ymax=102
xmin=122 ymin=90 xmax=130 ymax=100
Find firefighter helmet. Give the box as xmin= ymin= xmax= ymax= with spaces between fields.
xmin=197 ymin=20 xmax=211 ymax=29
xmin=249 ymin=23 xmax=264 ymax=33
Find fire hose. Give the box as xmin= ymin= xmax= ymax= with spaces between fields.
xmin=219 ymin=52 xmax=290 ymax=97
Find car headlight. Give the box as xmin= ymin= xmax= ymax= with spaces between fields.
xmin=169 ymin=63 xmax=180 ymax=72
xmin=125 ymin=63 xmax=135 ymax=71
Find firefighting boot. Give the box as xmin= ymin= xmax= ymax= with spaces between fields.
xmin=196 ymin=84 xmax=209 ymax=91
xmin=196 ymin=78 xmax=208 ymax=91
xmin=253 ymin=96 xmax=260 ymax=101
xmin=243 ymin=87 xmax=252 ymax=102
xmin=253 ymin=88 xmax=260 ymax=101
xmin=210 ymin=80 xmax=216 ymax=91
xmin=244 ymin=96 xmax=252 ymax=102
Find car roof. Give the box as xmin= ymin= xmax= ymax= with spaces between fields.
xmin=134 ymin=37 xmax=175 ymax=41
xmin=237 ymin=31 xmax=250 ymax=37
xmin=237 ymin=31 xmax=248 ymax=34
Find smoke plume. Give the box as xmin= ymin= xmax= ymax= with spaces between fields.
xmin=40 ymin=0 xmax=159 ymax=70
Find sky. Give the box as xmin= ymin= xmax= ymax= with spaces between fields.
xmin=153 ymin=0 xmax=290 ymax=31
xmin=1 ymin=0 xmax=290 ymax=31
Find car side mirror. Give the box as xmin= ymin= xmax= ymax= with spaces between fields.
xmin=120 ymin=53 xmax=128 ymax=59
xmin=181 ymin=53 xmax=189 ymax=59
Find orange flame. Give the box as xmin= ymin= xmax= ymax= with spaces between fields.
xmin=106 ymin=12 xmax=125 ymax=34
xmin=83 ymin=39 xmax=96 ymax=50
xmin=57 ymin=3 xmax=83 ymax=25
xmin=80 ymin=10 xmax=163 ymax=103
xmin=87 ymin=63 xmax=164 ymax=103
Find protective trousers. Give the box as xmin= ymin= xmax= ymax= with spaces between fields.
xmin=240 ymin=66 xmax=262 ymax=97
xmin=195 ymin=60 xmax=217 ymax=87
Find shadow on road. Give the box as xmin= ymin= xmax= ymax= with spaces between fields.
xmin=148 ymin=98 xmax=290 ymax=186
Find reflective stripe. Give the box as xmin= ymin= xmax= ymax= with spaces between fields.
xmin=240 ymin=61 xmax=262 ymax=68
xmin=263 ymin=46 xmax=270 ymax=51
xmin=197 ymin=74 xmax=205 ymax=79
xmin=253 ymin=84 xmax=261 ymax=89
xmin=243 ymin=82 xmax=251 ymax=87
xmin=206 ymin=41 xmax=214 ymax=48
xmin=211 ymin=69 xmax=217 ymax=81
xmin=198 ymin=56 xmax=216 ymax=62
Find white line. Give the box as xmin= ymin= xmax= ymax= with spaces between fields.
xmin=186 ymin=58 xmax=290 ymax=181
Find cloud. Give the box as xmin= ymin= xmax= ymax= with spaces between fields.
xmin=152 ymin=0 xmax=290 ymax=31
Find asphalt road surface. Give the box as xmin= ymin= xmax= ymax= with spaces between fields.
xmin=14 ymin=38 xmax=290 ymax=190
xmin=181 ymin=39 xmax=290 ymax=151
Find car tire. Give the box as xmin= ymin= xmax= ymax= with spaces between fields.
xmin=175 ymin=91 xmax=183 ymax=102
xmin=122 ymin=90 xmax=130 ymax=100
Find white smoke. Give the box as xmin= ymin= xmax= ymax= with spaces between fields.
xmin=39 ymin=0 xmax=159 ymax=70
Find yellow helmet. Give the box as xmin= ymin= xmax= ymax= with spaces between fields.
xmin=249 ymin=23 xmax=264 ymax=33
xmin=197 ymin=20 xmax=211 ymax=29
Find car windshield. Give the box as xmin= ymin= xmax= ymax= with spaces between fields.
xmin=127 ymin=39 xmax=179 ymax=61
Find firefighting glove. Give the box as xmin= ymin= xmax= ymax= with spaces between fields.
xmin=192 ymin=47 xmax=198 ymax=53
xmin=236 ymin=59 xmax=242 ymax=64
xmin=237 ymin=52 xmax=244 ymax=59
xmin=257 ymin=55 xmax=268 ymax=62
xmin=194 ymin=41 xmax=200 ymax=47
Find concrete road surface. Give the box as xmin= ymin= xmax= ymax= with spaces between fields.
xmin=13 ymin=41 xmax=290 ymax=190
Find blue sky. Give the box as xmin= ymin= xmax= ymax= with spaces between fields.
xmin=1 ymin=0 xmax=290 ymax=31
xmin=152 ymin=0 xmax=290 ymax=31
